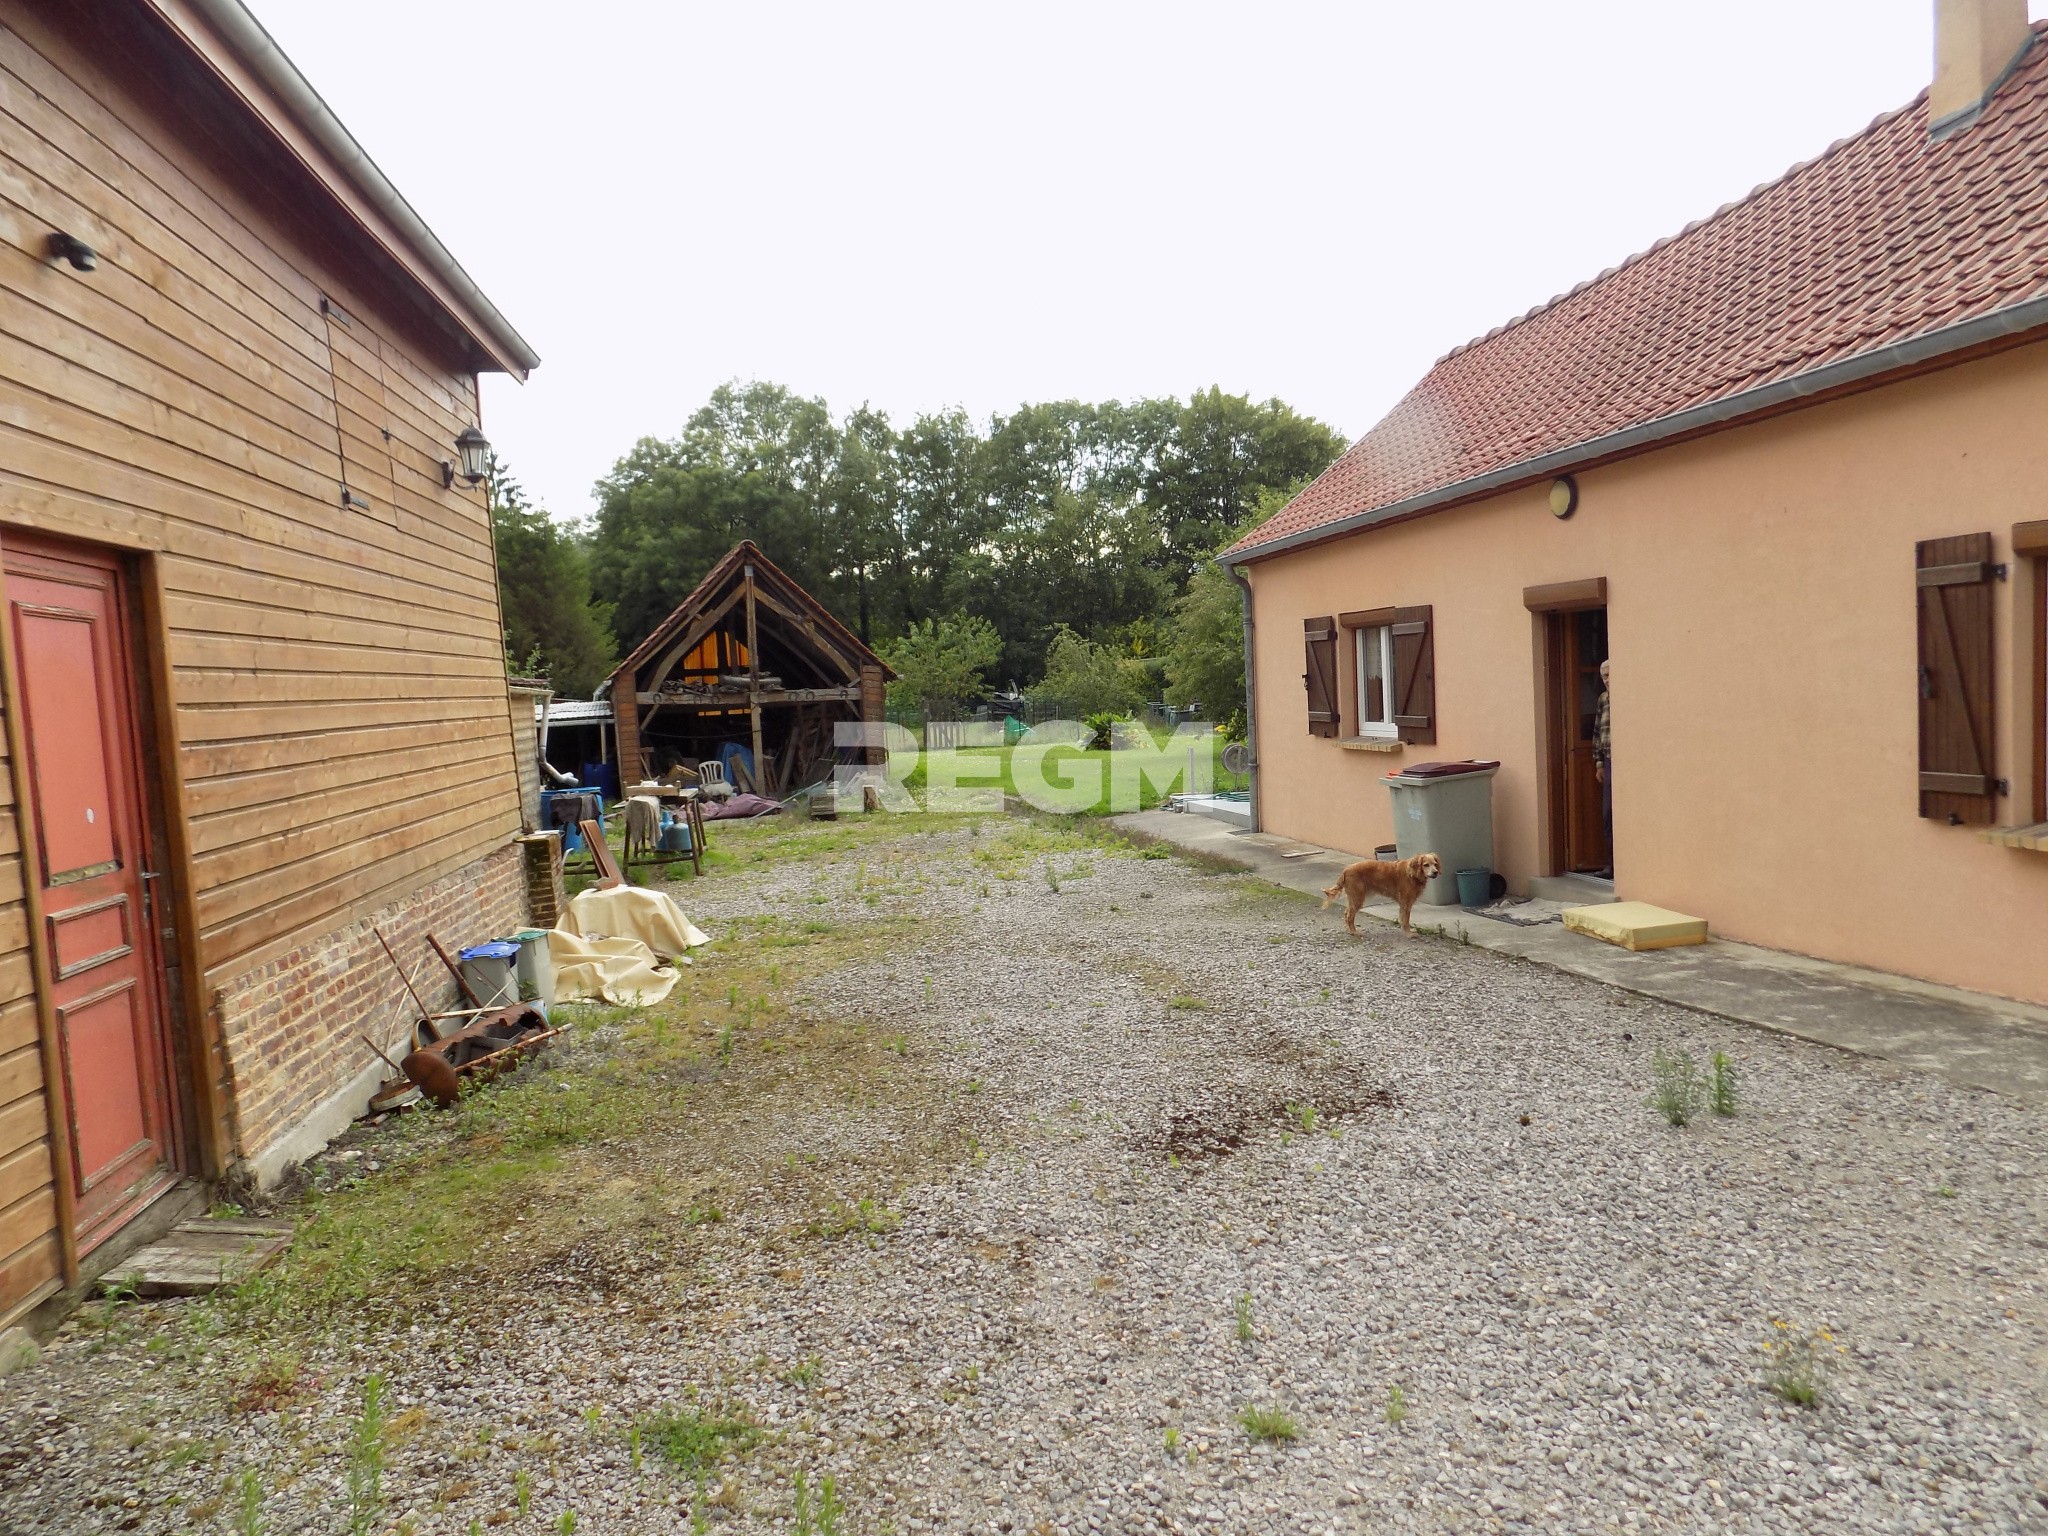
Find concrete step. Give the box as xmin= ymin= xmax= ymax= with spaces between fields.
xmin=1528 ymin=873 xmax=1617 ymax=906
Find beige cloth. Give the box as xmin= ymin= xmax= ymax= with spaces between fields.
xmin=548 ymin=885 xmax=711 ymax=1006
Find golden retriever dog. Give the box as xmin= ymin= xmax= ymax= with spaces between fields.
xmin=1321 ymin=852 xmax=1442 ymax=935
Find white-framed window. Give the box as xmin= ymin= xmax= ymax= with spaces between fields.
xmin=1354 ymin=623 xmax=1396 ymax=738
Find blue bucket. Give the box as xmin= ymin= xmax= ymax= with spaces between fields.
xmin=1456 ymin=868 xmax=1492 ymax=908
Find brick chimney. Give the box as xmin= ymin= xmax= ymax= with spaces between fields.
xmin=1930 ymin=0 xmax=2033 ymax=134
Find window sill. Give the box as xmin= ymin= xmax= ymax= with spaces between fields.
xmin=1337 ymin=736 xmax=1404 ymax=753
xmin=1979 ymin=823 xmax=2048 ymax=852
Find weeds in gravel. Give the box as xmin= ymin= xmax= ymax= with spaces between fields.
xmin=1287 ymin=1102 xmax=1319 ymax=1134
xmin=1234 ymin=1291 xmax=1255 ymax=1343
xmin=793 ymin=1469 xmax=845 ymax=1535
xmin=1384 ymin=1385 xmax=1408 ymax=1425
xmin=1707 ymin=1051 xmax=1740 ymax=1117
xmin=808 ymin=1196 xmax=901 ymax=1240
xmin=630 ymin=1425 xmax=643 ymax=1473
xmin=642 ymin=1408 xmax=762 ymax=1474
xmin=1761 ymin=1319 xmax=1845 ymax=1407
xmin=233 ymin=1468 xmax=264 ymax=1536
xmin=690 ymin=1473 xmax=711 ymax=1533
xmin=783 ymin=1355 xmax=822 ymax=1387
xmin=515 ymin=1467 xmax=533 ymax=1515
xmin=1649 ymin=1048 xmax=1705 ymax=1126
xmin=555 ymin=1514 xmax=577 ymax=1535
xmin=345 ymin=1375 xmax=387 ymax=1536
xmin=1163 ymin=1427 xmax=1182 ymax=1459
xmin=1238 ymin=1404 xmax=1298 ymax=1442
xmin=1167 ymin=995 xmax=1205 ymax=1011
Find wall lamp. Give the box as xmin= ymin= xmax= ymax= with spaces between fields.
xmin=442 ymin=425 xmax=491 ymax=488
xmin=47 ymin=231 xmax=97 ymax=271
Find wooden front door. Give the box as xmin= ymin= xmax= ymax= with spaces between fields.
xmin=1547 ymin=606 xmax=1611 ymax=875
xmin=3 ymin=536 xmax=179 ymax=1252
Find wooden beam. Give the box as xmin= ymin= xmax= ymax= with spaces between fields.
xmin=635 ymin=686 xmax=861 ymax=707
xmin=745 ymin=566 xmax=764 ymax=789
xmin=641 ymin=585 xmax=747 ymax=697
xmin=749 ymin=587 xmax=861 ymax=679
xmin=1523 ymin=577 xmax=1607 ymax=612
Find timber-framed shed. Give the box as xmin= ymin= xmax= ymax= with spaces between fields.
xmin=606 ymin=542 xmax=891 ymax=794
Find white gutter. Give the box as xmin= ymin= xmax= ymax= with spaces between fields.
xmin=1233 ymin=287 xmax=2048 ymax=564
xmin=180 ymin=0 xmax=541 ymax=378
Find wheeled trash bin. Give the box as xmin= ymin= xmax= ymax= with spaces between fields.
xmin=1384 ymin=760 xmax=1500 ymax=905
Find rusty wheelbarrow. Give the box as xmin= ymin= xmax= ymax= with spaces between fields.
xmin=400 ymin=1004 xmax=560 ymax=1107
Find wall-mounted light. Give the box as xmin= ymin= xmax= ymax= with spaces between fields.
xmin=1548 ymin=474 xmax=1579 ymax=519
xmin=46 ymin=231 xmax=97 ymax=271
xmin=443 ymin=425 xmax=492 ymax=488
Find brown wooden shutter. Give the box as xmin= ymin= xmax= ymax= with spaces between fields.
xmin=1391 ymin=604 xmax=1436 ymax=745
xmin=1303 ymin=617 xmax=1339 ymax=738
xmin=1916 ymin=534 xmax=1995 ymax=824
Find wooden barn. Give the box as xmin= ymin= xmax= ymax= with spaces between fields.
xmin=0 ymin=0 xmax=543 ymax=1329
xmin=608 ymin=542 xmax=891 ymax=794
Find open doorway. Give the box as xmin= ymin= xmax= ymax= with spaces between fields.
xmin=1543 ymin=604 xmax=1611 ymax=877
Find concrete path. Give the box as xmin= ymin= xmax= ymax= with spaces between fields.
xmin=1114 ymin=809 xmax=2048 ymax=1103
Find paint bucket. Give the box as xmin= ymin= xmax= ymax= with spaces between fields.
xmin=1456 ymin=868 xmax=1493 ymax=908
xmin=498 ymin=929 xmax=555 ymax=1006
xmin=457 ymin=941 xmax=520 ymax=1008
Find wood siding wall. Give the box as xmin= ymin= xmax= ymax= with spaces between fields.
xmin=0 ymin=8 xmax=524 ymax=1317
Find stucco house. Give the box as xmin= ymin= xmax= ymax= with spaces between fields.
xmin=1229 ymin=0 xmax=2048 ymax=1008
xmin=0 ymin=0 xmax=541 ymax=1327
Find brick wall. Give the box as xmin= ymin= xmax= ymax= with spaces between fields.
xmin=214 ymin=840 xmax=529 ymax=1178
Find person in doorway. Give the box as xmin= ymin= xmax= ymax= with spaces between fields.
xmin=1593 ymin=657 xmax=1612 ymax=872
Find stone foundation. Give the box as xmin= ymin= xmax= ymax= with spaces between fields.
xmin=215 ymin=840 xmax=529 ymax=1185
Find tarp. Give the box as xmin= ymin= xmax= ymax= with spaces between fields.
xmin=700 ymin=792 xmax=782 ymax=820
xmin=548 ymin=885 xmax=712 ymax=1006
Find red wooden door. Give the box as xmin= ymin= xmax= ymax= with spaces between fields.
xmin=3 ymin=538 xmax=178 ymax=1251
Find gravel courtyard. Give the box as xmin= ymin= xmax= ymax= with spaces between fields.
xmin=2 ymin=813 xmax=2044 ymax=1536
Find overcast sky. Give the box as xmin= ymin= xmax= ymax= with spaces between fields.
xmin=250 ymin=1 xmax=2036 ymax=522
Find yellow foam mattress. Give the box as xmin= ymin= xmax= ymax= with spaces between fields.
xmin=1561 ymin=901 xmax=1708 ymax=951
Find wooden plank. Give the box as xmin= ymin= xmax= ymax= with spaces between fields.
xmin=102 ymin=1217 xmax=294 ymax=1298
xmin=1523 ymin=577 xmax=1607 ymax=612
xmin=0 ymin=1139 xmax=50 ymax=1214
xmin=0 ymin=1097 xmax=47 ymax=1164
xmin=2014 ymin=519 xmax=2048 ymax=557
xmin=0 ymin=1045 xmax=41 ymax=1108
xmin=0 ymin=1231 xmax=58 ymax=1320
xmin=195 ymin=810 xmax=518 ymax=972
xmin=0 ymin=1185 xmax=57 ymax=1268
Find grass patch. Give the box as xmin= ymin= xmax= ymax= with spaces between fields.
xmin=639 ymin=1408 xmax=761 ymax=1474
xmin=1649 ymin=1048 xmax=1704 ymax=1127
xmin=1238 ymin=1403 xmax=1298 ymax=1442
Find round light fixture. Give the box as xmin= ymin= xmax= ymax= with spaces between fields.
xmin=1548 ymin=475 xmax=1579 ymax=519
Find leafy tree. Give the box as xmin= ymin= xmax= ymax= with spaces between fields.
xmin=1028 ymin=626 xmax=1152 ymax=718
xmin=489 ymin=456 xmax=616 ymax=697
xmin=587 ymin=383 xmax=844 ymax=653
xmin=882 ymin=614 xmax=1003 ymax=719
xmin=1162 ymin=488 xmax=1306 ymax=738
xmin=582 ymin=381 xmax=1344 ymax=688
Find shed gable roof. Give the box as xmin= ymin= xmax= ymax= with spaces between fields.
xmin=1231 ymin=24 xmax=2048 ymax=560
xmin=608 ymin=541 xmax=891 ymax=692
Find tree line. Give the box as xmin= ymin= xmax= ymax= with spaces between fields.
xmin=492 ymin=381 xmax=1344 ymax=726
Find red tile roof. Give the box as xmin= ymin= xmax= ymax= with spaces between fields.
xmin=1232 ymin=26 xmax=2048 ymax=559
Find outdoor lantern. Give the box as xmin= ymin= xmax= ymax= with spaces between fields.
xmin=447 ymin=425 xmax=491 ymax=488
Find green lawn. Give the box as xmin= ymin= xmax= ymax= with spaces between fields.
xmin=903 ymin=732 xmax=1229 ymax=816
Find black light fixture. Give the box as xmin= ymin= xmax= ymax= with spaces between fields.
xmin=47 ymin=231 xmax=96 ymax=271
xmin=443 ymin=425 xmax=492 ymax=488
